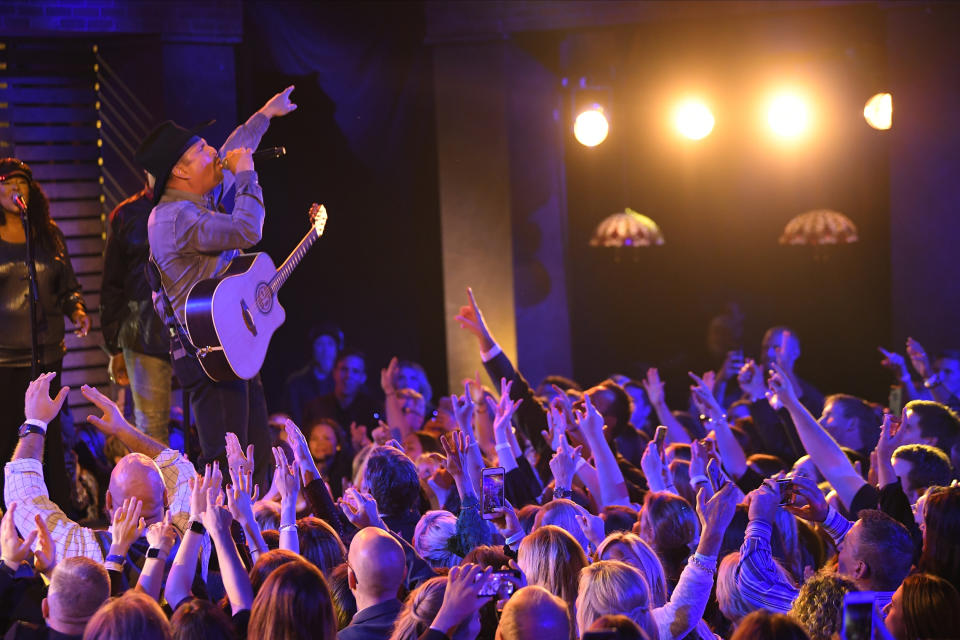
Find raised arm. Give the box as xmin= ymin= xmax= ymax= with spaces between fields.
xmin=689 ymin=372 xmax=748 ymax=479
xmin=578 ymin=393 xmax=632 ymax=507
xmin=137 ymin=511 xmax=177 ymax=600
xmin=283 ymin=420 xmax=343 ymax=539
xmin=272 ymin=447 xmax=300 ymax=554
xmin=165 ymin=466 xmax=215 ymax=608
xmin=492 ymin=380 xmax=522 ymax=473
xmin=768 ymin=363 xmax=866 ymax=510
xmin=451 ymin=387 xmax=484 ymax=496
xmin=643 ymin=368 xmax=690 ymax=444
xmin=80 ymin=384 xmax=165 ymax=458
xmin=202 ymin=494 xmax=253 ymax=614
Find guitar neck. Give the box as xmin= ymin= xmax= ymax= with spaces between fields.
xmin=270 ymin=228 xmax=319 ymax=293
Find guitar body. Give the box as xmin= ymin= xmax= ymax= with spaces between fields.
xmin=184 ymin=252 xmax=287 ymax=382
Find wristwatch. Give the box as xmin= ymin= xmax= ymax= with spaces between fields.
xmin=18 ymin=423 xmax=46 ymax=438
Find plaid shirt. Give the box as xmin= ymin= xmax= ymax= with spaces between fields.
xmin=4 ymin=448 xmax=198 ymax=563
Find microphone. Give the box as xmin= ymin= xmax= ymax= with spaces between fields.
xmin=12 ymin=193 xmax=26 ymax=212
xmin=253 ymin=146 xmax=286 ymax=161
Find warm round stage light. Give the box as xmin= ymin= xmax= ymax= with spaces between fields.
xmin=574 ymin=107 xmax=609 ymax=147
xmin=674 ymin=100 xmax=715 ymax=140
xmin=767 ymin=94 xmax=810 ymax=138
xmin=864 ymin=92 xmax=892 ymax=130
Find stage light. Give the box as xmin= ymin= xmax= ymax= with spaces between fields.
xmin=864 ymin=92 xmax=892 ymax=130
xmin=674 ymin=100 xmax=714 ymax=140
xmin=574 ymin=106 xmax=609 ymax=147
xmin=767 ymin=93 xmax=809 ymax=138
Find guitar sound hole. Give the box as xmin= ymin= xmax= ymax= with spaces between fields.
xmin=255 ymin=283 xmax=273 ymax=313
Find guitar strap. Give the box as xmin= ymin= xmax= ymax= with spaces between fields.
xmin=144 ymin=258 xmax=208 ymax=386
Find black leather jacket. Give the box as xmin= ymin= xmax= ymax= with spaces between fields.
xmin=0 ymin=225 xmax=85 ymax=366
xmin=100 ymin=189 xmax=169 ymax=357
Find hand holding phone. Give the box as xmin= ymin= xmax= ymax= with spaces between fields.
xmin=777 ymin=478 xmax=795 ymax=506
xmin=654 ymin=425 xmax=668 ymax=462
xmin=482 ymin=467 xmax=505 ymax=520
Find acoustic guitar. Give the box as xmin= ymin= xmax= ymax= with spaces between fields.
xmin=184 ymin=203 xmax=328 ymax=381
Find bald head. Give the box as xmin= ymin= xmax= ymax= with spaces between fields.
xmin=107 ymin=453 xmax=166 ymax=522
xmin=45 ymin=556 xmax=110 ymax=635
xmin=347 ymin=526 xmax=405 ymax=599
xmin=497 ymin=586 xmax=573 ymax=640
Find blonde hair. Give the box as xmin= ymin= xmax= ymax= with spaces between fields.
xmin=413 ymin=510 xmax=461 ymax=568
xmin=535 ymin=499 xmax=590 ymax=551
xmin=575 ymin=560 xmax=658 ymax=640
xmin=596 ymin=532 xmax=669 ymax=608
xmin=82 ymin=591 xmax=171 ymax=640
xmin=518 ymin=525 xmax=588 ymax=613
xmin=789 ymin=570 xmax=857 ymax=640
xmin=717 ymin=552 xmax=758 ymax=625
xmin=389 ymin=576 xmax=446 ymax=640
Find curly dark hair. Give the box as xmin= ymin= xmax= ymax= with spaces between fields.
xmin=1 ymin=177 xmax=65 ymax=255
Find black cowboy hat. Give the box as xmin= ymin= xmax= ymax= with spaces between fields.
xmin=0 ymin=158 xmax=33 ymax=183
xmin=134 ymin=119 xmax=214 ymax=205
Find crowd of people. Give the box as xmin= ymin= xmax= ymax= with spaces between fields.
xmin=2 ymin=281 xmax=960 ymax=640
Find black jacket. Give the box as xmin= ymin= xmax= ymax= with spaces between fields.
xmin=99 ymin=189 xmax=168 ymax=357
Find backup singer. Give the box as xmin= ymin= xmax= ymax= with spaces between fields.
xmin=0 ymin=158 xmax=89 ymax=507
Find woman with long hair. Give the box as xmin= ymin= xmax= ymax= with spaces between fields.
xmin=884 ymin=573 xmax=960 ymax=640
xmin=576 ymin=560 xmax=659 ymax=640
xmin=637 ymin=492 xmax=699 ymax=590
xmin=0 ymin=158 xmax=88 ymax=508
xmin=248 ymin=559 xmax=337 ymax=640
xmin=517 ymin=525 xmax=588 ymax=616
xmin=918 ymin=484 xmax=960 ymax=592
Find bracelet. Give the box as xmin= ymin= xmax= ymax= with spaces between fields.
xmin=553 ymin=487 xmax=573 ymax=500
xmin=689 ymin=474 xmax=709 ymax=487
xmin=23 ymin=418 xmax=49 ymax=429
xmin=504 ymin=530 xmax=525 ymax=549
xmin=104 ymin=553 xmax=125 ymax=566
xmin=279 ymin=524 xmax=297 ymax=533
xmin=688 ymin=553 xmax=716 ymax=574
xmin=189 ymin=520 xmax=205 ymax=535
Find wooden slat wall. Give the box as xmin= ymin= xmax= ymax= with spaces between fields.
xmin=0 ymin=39 xmax=109 ymax=422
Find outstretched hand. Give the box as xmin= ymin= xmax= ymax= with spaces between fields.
xmin=878 ymin=347 xmax=909 ymax=380
xmin=549 ymin=437 xmax=582 ymax=492
xmin=431 ymin=563 xmax=494 ymax=635
xmin=440 ymin=430 xmax=471 ymax=483
xmin=259 ymin=85 xmax=297 ymax=119
xmin=906 ymin=337 xmax=932 ymax=379
xmin=80 ymin=384 xmax=131 ymax=436
xmin=767 ymin=362 xmax=799 ymax=409
xmin=1 ymin=503 xmax=38 ymax=570
xmin=642 ymin=368 xmax=666 ymax=407
xmin=782 ymin=473 xmax=829 ymax=523
xmin=493 ymin=378 xmax=522 ymax=438
xmin=338 ymin=487 xmax=384 ymax=530
xmin=454 ymin=287 xmax=496 ymax=351
xmin=24 ymin=373 xmax=69 ymax=425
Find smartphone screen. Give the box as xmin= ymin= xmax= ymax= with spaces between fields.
xmin=777 ymin=478 xmax=794 ymax=506
xmin=476 ymin=569 xmax=520 ymax=598
xmin=842 ymin=592 xmax=881 ymax=640
xmin=482 ymin=467 xmax=505 ymax=519
xmin=654 ymin=425 xmax=668 ymax=461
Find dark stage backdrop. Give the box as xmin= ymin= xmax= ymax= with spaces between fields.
xmin=555 ymin=4 xmax=893 ymax=404
xmin=237 ymin=2 xmax=446 ymax=412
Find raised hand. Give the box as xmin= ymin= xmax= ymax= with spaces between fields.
xmin=81 ymin=384 xmax=131 ymax=436
xmin=271 ymin=447 xmax=299 ymax=502
xmin=32 ymin=514 xmax=56 ymax=576
xmin=284 ymin=419 xmax=321 ymax=485
xmin=745 ymin=480 xmax=780 ymax=525
xmin=878 ymin=347 xmax=910 ymax=380
xmin=642 ymin=368 xmax=666 ymax=407
xmin=146 ymin=511 xmax=177 ymax=556
xmin=488 ymin=500 xmax=522 ymax=540
xmin=574 ymin=392 xmax=605 ymax=442
xmin=542 ymin=405 xmax=567 ymax=452
xmin=454 ymin=287 xmax=496 ymax=351
xmin=371 ymin=421 xmax=393 ymax=446
xmin=641 ymin=440 xmax=670 ymax=492
xmin=906 ymin=337 xmax=932 ymax=378
xmin=24 ymin=372 xmax=69 ymax=425
xmin=767 ymin=362 xmax=799 ymax=409
xmin=451 ymin=385 xmax=477 ymax=437
xmin=689 ymin=371 xmax=724 ymax=422
xmin=718 ymin=350 xmax=745 ymax=382
xmin=108 ymin=497 xmax=145 ymax=556
xmin=440 ymin=431 xmax=470 ymax=482
xmin=549 ymin=437 xmax=582 ymax=492
xmin=337 ymin=487 xmax=384 ymax=530
xmin=576 ymin=512 xmax=606 ymax=551
xmin=493 ymin=378 xmax=521 ymax=440
xmin=782 ymin=474 xmax=829 ymax=523
xmin=737 ymin=359 xmax=766 ymax=401
xmin=1 ymin=503 xmax=38 ymax=570
xmin=696 ymin=482 xmax=738 ymax=551
xmin=201 ymin=501 xmax=234 ymax=539
xmin=225 ymin=432 xmax=255 ymax=486
xmin=259 ymin=85 xmax=297 ymax=118
xmin=431 ymin=563 xmax=494 ymax=635
xmin=689 ymin=439 xmax=710 ymax=493
xmin=226 ymin=466 xmax=260 ymax=528
xmin=189 ymin=464 xmax=216 ymax=521
xmin=381 ymin=356 xmax=399 ymax=395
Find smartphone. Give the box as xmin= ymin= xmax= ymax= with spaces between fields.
xmin=842 ymin=592 xmax=888 ymax=640
xmin=654 ymin=425 xmax=668 ymax=462
xmin=481 ymin=467 xmax=505 ymax=520
xmin=707 ymin=458 xmax=726 ymax=492
xmin=777 ymin=478 xmax=794 ymax=506
xmin=476 ymin=569 xmax=520 ymax=598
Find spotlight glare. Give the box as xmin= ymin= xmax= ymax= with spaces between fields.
xmin=864 ymin=92 xmax=892 ymax=130
xmin=767 ymin=93 xmax=810 ymax=138
xmin=674 ymin=100 xmax=715 ymax=140
xmin=574 ymin=107 xmax=609 ymax=147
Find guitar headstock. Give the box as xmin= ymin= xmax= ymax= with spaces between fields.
xmin=309 ymin=203 xmax=328 ymax=236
